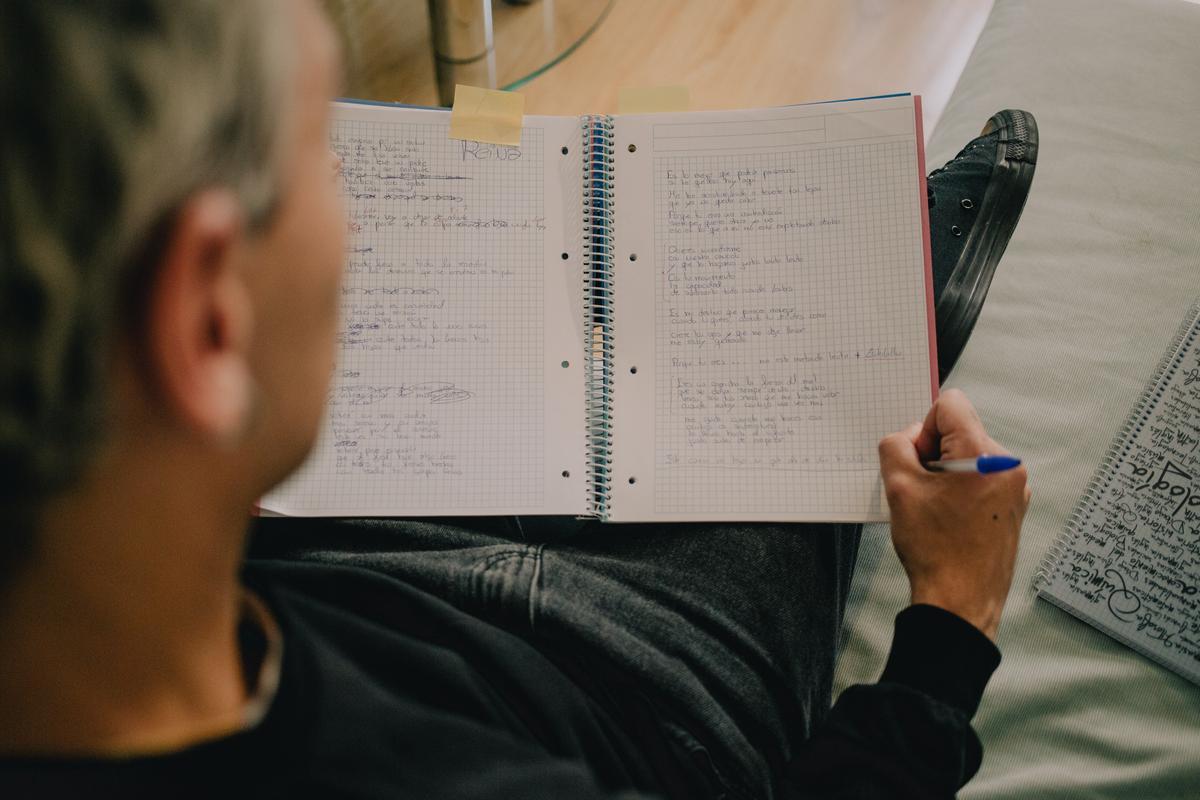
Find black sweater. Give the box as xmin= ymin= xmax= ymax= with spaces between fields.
xmin=0 ymin=557 xmax=1000 ymax=799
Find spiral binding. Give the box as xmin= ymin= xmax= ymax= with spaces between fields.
xmin=581 ymin=115 xmax=616 ymax=519
xmin=1033 ymin=300 xmax=1200 ymax=589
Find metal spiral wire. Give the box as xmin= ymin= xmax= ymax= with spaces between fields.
xmin=581 ymin=115 xmax=615 ymax=519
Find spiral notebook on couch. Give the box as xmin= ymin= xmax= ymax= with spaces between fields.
xmin=261 ymin=94 xmax=937 ymax=521
xmin=1035 ymin=301 xmax=1200 ymax=686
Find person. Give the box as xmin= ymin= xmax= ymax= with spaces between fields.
xmin=0 ymin=1 xmax=1035 ymax=797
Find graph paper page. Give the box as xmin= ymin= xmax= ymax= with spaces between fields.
xmin=262 ymin=103 xmax=587 ymax=516
xmin=609 ymin=96 xmax=936 ymax=522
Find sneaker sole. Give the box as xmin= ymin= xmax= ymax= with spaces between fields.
xmin=935 ymin=109 xmax=1039 ymax=383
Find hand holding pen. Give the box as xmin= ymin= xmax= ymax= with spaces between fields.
xmin=878 ymin=389 xmax=1031 ymax=641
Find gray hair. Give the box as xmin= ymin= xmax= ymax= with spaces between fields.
xmin=0 ymin=1 xmax=295 ymax=566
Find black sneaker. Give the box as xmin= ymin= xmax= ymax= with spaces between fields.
xmin=927 ymin=109 xmax=1038 ymax=383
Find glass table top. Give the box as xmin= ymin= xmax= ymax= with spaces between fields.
xmin=321 ymin=0 xmax=614 ymax=107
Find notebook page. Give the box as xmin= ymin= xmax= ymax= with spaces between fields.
xmin=1037 ymin=303 xmax=1200 ymax=686
xmin=609 ymin=97 xmax=935 ymax=522
xmin=262 ymin=103 xmax=586 ymax=516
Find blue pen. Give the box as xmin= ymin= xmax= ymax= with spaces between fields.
xmin=925 ymin=455 xmax=1022 ymax=474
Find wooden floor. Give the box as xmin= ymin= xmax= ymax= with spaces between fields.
xmin=519 ymin=0 xmax=994 ymax=137
xmin=323 ymin=0 xmax=994 ymax=140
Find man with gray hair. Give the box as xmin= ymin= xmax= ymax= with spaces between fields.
xmin=0 ymin=1 xmax=1033 ymax=797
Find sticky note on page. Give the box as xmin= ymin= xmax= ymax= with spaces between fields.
xmin=449 ymin=84 xmax=525 ymax=147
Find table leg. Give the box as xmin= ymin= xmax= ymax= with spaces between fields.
xmin=427 ymin=0 xmax=496 ymax=106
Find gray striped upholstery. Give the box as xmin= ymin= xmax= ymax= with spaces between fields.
xmin=833 ymin=1 xmax=1200 ymax=796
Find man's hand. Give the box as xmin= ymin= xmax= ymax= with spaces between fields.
xmin=878 ymin=389 xmax=1031 ymax=641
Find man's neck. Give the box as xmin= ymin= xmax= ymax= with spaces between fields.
xmin=0 ymin=443 xmax=255 ymax=757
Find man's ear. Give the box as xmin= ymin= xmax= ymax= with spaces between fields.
xmin=143 ymin=189 xmax=255 ymax=443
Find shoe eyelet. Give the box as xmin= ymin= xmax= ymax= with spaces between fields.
xmin=960 ymin=198 xmax=974 ymax=209
xmin=951 ymin=225 xmax=963 ymax=236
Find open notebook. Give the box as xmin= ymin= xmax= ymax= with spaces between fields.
xmin=261 ymin=95 xmax=937 ymax=521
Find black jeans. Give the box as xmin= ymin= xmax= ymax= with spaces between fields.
xmin=251 ymin=516 xmax=862 ymax=799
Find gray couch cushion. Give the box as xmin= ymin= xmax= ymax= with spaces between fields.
xmin=834 ymin=0 xmax=1200 ymax=796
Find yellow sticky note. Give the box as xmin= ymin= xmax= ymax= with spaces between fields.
xmin=617 ymin=85 xmax=691 ymax=115
xmin=449 ymin=84 xmax=525 ymax=147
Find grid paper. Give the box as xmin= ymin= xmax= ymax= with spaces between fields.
xmin=266 ymin=117 xmax=545 ymax=513
xmin=650 ymin=130 xmax=929 ymax=516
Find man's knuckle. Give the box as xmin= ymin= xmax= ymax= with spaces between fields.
xmin=1008 ymin=465 xmax=1029 ymax=490
xmin=883 ymin=473 xmax=912 ymax=501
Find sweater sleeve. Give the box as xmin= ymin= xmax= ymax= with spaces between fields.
xmin=781 ymin=604 xmax=1002 ymax=799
